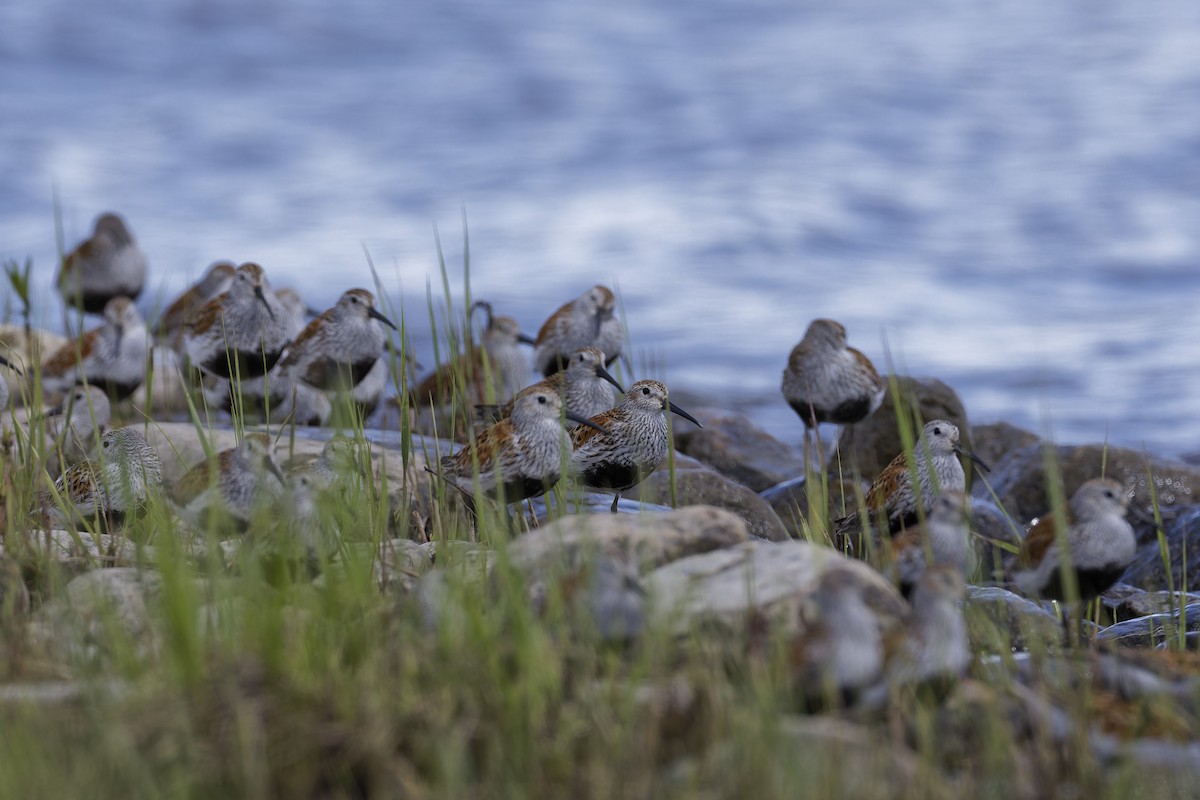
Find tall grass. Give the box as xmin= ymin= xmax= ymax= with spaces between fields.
xmin=1 ymin=237 xmax=1196 ymax=799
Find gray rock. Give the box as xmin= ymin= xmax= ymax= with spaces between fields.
xmin=968 ymin=497 xmax=1026 ymax=584
xmin=760 ymin=474 xmax=868 ymax=541
xmin=984 ymin=442 xmax=1200 ymax=525
xmin=35 ymin=568 xmax=164 ymax=661
xmin=672 ymin=407 xmax=804 ymax=492
xmin=645 ymin=539 xmax=907 ymax=634
xmin=25 ymin=529 xmax=152 ymax=568
xmin=1095 ymin=602 xmax=1200 ymax=648
xmin=631 ymin=469 xmax=790 ymax=542
xmin=1100 ymin=583 xmax=1200 ymax=621
xmin=508 ymin=505 xmax=750 ymax=575
xmin=970 ymin=422 xmax=1041 ymax=478
xmin=1121 ymin=505 xmax=1200 ymax=591
xmin=965 ymin=585 xmax=1062 ymax=652
xmin=832 ymin=375 xmax=972 ymax=482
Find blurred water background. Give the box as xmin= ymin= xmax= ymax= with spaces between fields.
xmin=2 ymin=0 xmax=1199 ymax=455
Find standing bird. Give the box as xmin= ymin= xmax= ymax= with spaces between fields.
xmin=475 ymin=346 xmax=623 ymax=426
xmin=169 ymin=433 xmax=287 ymax=528
xmin=888 ymin=490 xmax=974 ymax=595
xmin=789 ymin=569 xmax=888 ymax=708
xmin=183 ymin=262 xmax=296 ymax=381
xmin=410 ymin=301 xmax=534 ymax=410
xmin=781 ymin=318 xmax=885 ymax=474
xmin=275 ymin=288 xmax=396 ymax=398
xmin=40 ymin=296 xmax=150 ymax=402
xmin=42 ymin=385 xmax=112 ymax=470
xmin=534 ymin=285 xmax=622 ymax=377
xmin=156 ymin=261 xmax=236 ymax=351
xmin=57 ymin=212 xmax=147 ymax=314
xmin=429 ymin=389 xmax=602 ymax=510
xmin=834 ymin=420 xmax=989 ymax=546
xmin=569 ymin=379 xmax=702 ymax=513
xmin=884 ymin=566 xmax=970 ymax=694
xmin=1013 ymin=478 xmax=1139 ymax=603
xmin=39 ymin=427 xmax=163 ymax=531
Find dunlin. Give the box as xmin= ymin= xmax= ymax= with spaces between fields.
xmin=57 ymin=213 xmax=147 ymax=314
xmin=276 ymin=288 xmax=396 ymax=394
xmin=789 ymin=569 xmax=886 ymax=707
xmin=300 ymin=436 xmax=369 ymax=491
xmin=41 ymin=427 xmax=163 ymax=531
xmin=43 ymin=385 xmax=112 ymax=468
xmin=156 ymin=261 xmax=236 ymax=350
xmin=476 ymin=346 xmax=623 ymax=426
xmin=411 ymin=301 xmax=533 ymax=409
xmin=781 ymin=318 xmax=885 ymax=472
xmin=569 ymin=379 xmax=702 ymax=513
xmin=183 ymin=263 xmax=296 ymax=381
xmin=533 ymin=285 xmax=622 ymax=376
xmin=40 ymin=295 xmax=150 ymax=402
xmin=1013 ymin=478 xmax=1138 ymax=603
xmin=889 ymin=489 xmax=974 ymax=595
xmin=169 ymin=432 xmax=286 ymax=527
xmin=835 ymin=420 xmax=989 ymax=545
xmin=429 ymin=388 xmax=602 ymax=508
xmin=201 ymin=285 xmax=311 ymax=417
xmin=885 ymin=566 xmax=970 ymax=692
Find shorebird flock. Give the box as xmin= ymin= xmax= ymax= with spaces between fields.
xmin=1 ymin=212 xmax=1146 ymax=631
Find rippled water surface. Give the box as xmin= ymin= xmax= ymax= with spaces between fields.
xmin=3 ymin=0 xmax=1199 ymax=455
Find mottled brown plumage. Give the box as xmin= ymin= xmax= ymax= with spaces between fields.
xmin=888 ymin=490 xmax=973 ymax=595
xmin=57 ymin=213 xmax=147 ymax=313
xmin=411 ymin=301 xmax=533 ymax=409
xmin=157 ymin=261 xmax=236 ymax=349
xmin=835 ymin=420 xmax=989 ymax=546
xmin=170 ymin=433 xmax=286 ymax=527
xmin=277 ymin=288 xmax=395 ymax=393
xmin=569 ymin=379 xmax=701 ymax=512
xmin=183 ymin=263 xmax=296 ymax=380
xmin=476 ymin=346 xmax=622 ymax=426
xmin=782 ymin=318 xmax=885 ymax=429
xmin=39 ymin=427 xmax=163 ymax=531
xmin=1014 ymin=478 xmax=1137 ymax=602
xmin=41 ymin=296 xmax=149 ymax=401
xmin=534 ymin=285 xmax=622 ymax=376
xmin=430 ymin=389 xmax=599 ymax=508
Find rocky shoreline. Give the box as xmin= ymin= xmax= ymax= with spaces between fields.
xmin=6 ymin=364 xmax=1200 ymax=793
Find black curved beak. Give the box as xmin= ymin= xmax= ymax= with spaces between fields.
xmin=668 ymin=402 xmax=702 ymax=428
xmin=955 ymin=445 xmax=991 ymax=474
xmin=265 ymin=457 xmax=286 ymax=487
xmin=368 ymin=306 xmax=398 ymax=331
xmin=566 ymin=411 xmax=606 ymax=434
xmin=254 ymin=285 xmax=277 ymax=321
xmin=0 ymin=354 xmax=20 ymax=375
xmin=517 ymin=332 xmax=536 ymax=346
xmin=595 ymin=364 xmax=624 ymax=393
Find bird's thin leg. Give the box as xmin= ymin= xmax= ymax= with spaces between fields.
xmin=610 ymin=493 xmax=620 ymax=514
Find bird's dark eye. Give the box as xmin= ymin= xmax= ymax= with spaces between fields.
xmin=537 ymin=396 xmax=546 ymax=404
xmin=642 ymin=387 xmax=650 ymax=395
xmin=1104 ymin=490 xmax=1114 ymax=499
xmin=103 ymin=440 xmax=110 ymax=449
xmin=933 ymin=426 xmax=942 ymax=435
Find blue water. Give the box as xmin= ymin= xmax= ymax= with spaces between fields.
xmin=3 ymin=0 xmax=1199 ymax=456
